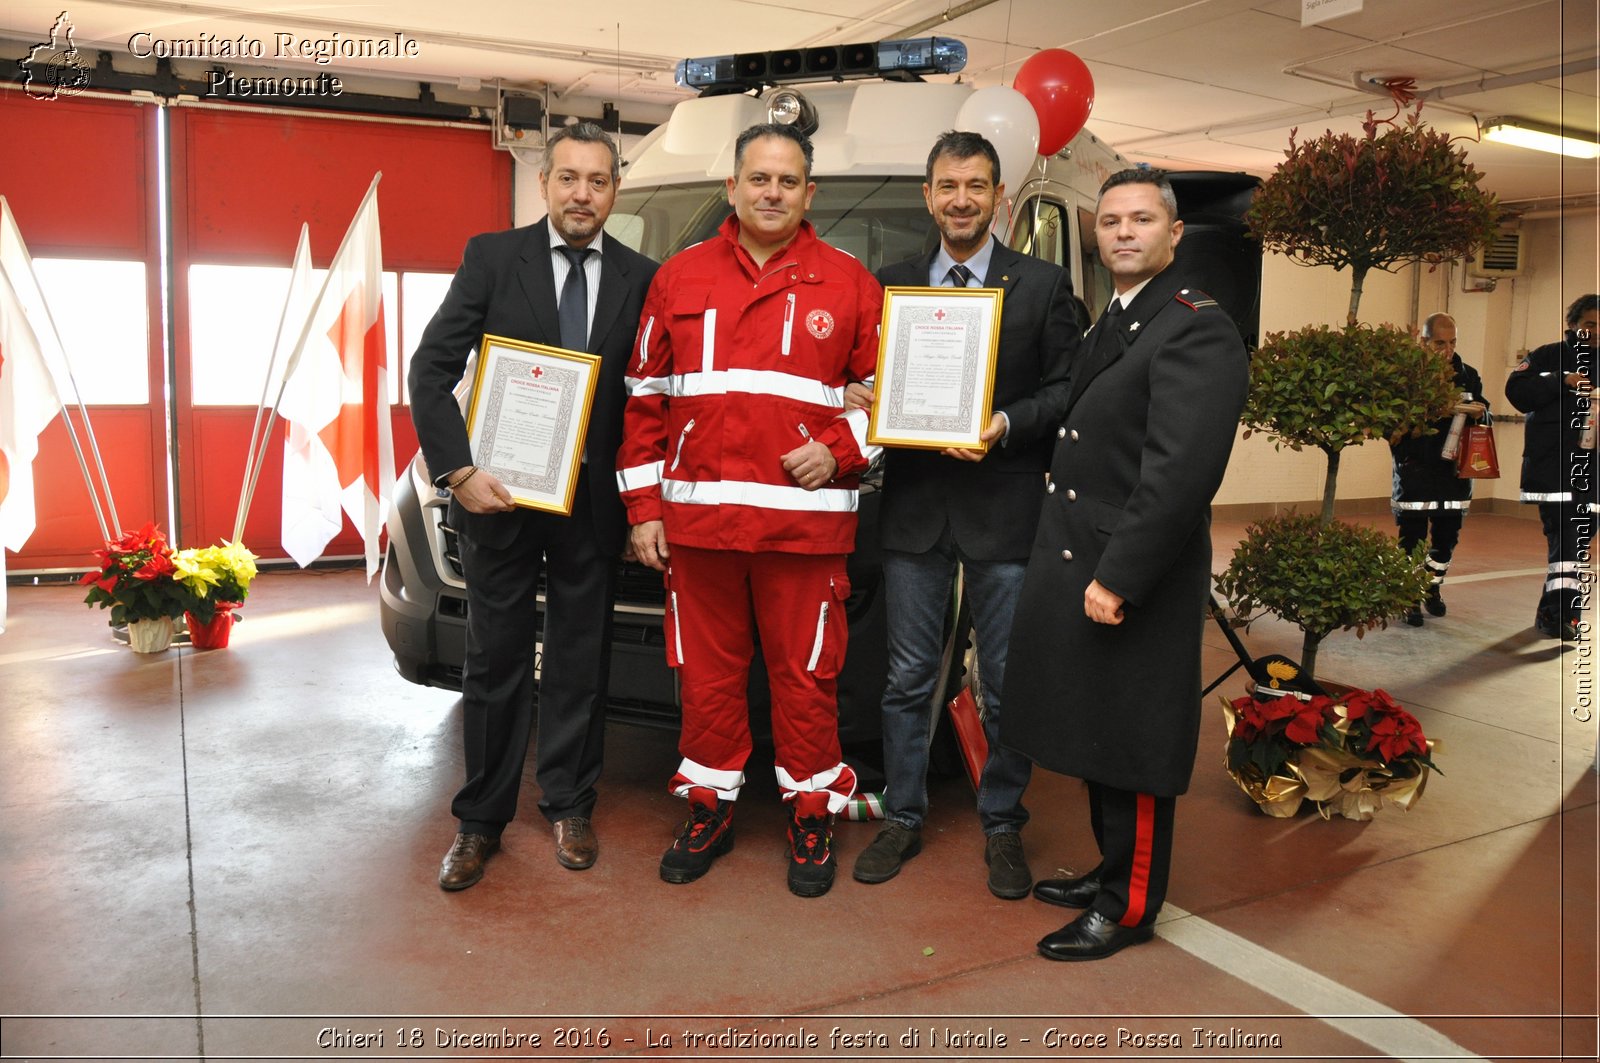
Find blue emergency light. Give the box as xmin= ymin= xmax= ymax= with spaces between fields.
xmin=675 ymin=37 xmax=966 ymax=92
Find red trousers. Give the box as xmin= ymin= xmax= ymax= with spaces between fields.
xmin=664 ymin=544 xmax=857 ymax=813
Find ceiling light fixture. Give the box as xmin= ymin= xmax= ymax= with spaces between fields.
xmin=1482 ymin=117 xmax=1600 ymax=159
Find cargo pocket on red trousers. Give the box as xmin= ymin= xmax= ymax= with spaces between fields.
xmin=663 ymin=565 xmax=685 ymax=668
xmin=805 ymin=573 xmax=851 ymax=679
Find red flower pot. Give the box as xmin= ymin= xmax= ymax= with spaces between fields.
xmin=186 ymin=602 xmax=239 ymax=649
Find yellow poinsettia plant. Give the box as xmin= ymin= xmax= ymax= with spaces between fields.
xmin=172 ymin=541 xmax=259 ymax=623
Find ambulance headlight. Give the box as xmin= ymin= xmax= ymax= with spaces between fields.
xmin=767 ymin=90 xmax=818 ymax=136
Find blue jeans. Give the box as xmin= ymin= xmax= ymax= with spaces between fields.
xmin=879 ymin=528 xmax=1031 ymax=835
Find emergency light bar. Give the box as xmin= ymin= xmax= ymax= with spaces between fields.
xmin=675 ymin=37 xmax=966 ymax=92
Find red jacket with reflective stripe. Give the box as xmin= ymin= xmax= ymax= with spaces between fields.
xmin=618 ymin=217 xmax=883 ymax=554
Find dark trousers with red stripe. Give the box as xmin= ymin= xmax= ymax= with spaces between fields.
xmin=1087 ymin=781 xmax=1176 ymax=929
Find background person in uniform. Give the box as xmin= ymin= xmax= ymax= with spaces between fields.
xmin=1389 ymin=312 xmax=1489 ymax=627
xmin=844 ymin=131 xmax=1078 ymax=899
xmin=1506 ymin=293 xmax=1598 ymax=641
xmin=1002 ymin=169 xmax=1248 ymax=961
xmin=617 ymin=124 xmax=883 ymax=898
xmin=409 ymin=123 xmax=658 ymax=890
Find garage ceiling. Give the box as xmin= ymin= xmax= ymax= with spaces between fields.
xmin=4 ymin=0 xmax=1598 ymax=206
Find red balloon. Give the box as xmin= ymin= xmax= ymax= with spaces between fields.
xmin=1013 ymin=49 xmax=1095 ymax=156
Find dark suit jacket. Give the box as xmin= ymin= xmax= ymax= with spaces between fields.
xmin=408 ymin=220 xmax=658 ymax=554
xmin=1003 ymin=268 xmax=1248 ymax=796
xmin=874 ymin=239 xmax=1078 ymax=560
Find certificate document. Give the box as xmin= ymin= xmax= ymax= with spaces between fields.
xmin=463 ymin=335 xmax=601 ymax=514
xmin=868 ymin=286 xmax=1003 ymax=450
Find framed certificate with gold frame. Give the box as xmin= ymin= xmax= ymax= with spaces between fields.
xmin=868 ymin=286 xmax=1003 ymax=451
xmin=463 ymin=334 xmax=601 ymax=514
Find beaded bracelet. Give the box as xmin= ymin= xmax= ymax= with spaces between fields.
xmin=447 ymin=466 xmax=479 ymax=491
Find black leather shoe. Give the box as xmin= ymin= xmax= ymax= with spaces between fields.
xmin=1404 ymin=607 xmax=1424 ymax=627
xmin=439 ymin=832 xmax=499 ymax=891
xmin=1535 ymin=612 xmax=1563 ymax=639
xmin=1424 ymin=589 xmax=1446 ymax=617
xmin=1037 ymin=909 xmax=1155 ymax=962
xmin=1033 ymin=869 xmax=1103 ymax=909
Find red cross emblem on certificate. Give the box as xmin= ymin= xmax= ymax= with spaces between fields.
xmin=933 ymin=308 xmax=947 ymax=321
xmin=530 ymin=366 xmax=544 ymax=378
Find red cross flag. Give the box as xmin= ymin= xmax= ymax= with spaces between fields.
xmin=277 ymin=175 xmax=394 ymax=578
xmin=0 ymin=262 xmax=63 ymax=632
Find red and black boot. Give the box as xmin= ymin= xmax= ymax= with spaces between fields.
xmin=786 ymin=791 xmax=836 ymax=898
xmin=660 ymin=786 xmax=734 ymax=884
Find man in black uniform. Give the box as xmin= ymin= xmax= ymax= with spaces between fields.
xmin=1003 ymin=169 xmax=1247 ymax=961
xmin=1506 ymin=294 xmax=1598 ymax=641
xmin=1389 ymin=312 xmax=1488 ymax=627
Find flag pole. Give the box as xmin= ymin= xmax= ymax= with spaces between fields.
xmin=233 ymin=224 xmax=312 ymax=544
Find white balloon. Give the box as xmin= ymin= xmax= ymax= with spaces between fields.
xmin=954 ymin=86 xmax=1041 ymax=190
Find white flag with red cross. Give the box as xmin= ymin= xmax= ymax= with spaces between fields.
xmin=0 ymin=263 xmax=64 ymax=632
xmin=277 ymin=175 xmax=394 ymax=578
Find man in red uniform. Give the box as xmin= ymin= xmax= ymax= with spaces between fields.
xmin=617 ymin=123 xmax=883 ymax=897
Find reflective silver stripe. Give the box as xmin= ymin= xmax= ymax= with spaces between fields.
xmin=702 ymin=308 xmax=717 ymax=373
xmin=1523 ymin=491 xmax=1573 ymax=502
xmin=637 ymin=314 xmax=654 ymax=370
xmin=1548 ymin=578 xmax=1584 ymax=592
xmin=672 ymin=757 xmax=744 ymax=798
xmin=1425 ymin=557 xmax=1450 ymax=572
xmin=661 ymin=478 xmax=858 ymax=513
xmin=1441 ymin=500 xmax=1470 ymax=510
xmin=1394 ymin=500 xmax=1471 ymax=510
xmin=1551 ymin=562 xmax=1585 ymax=573
xmin=842 ymin=406 xmax=881 ymax=464
xmin=616 ymin=461 xmax=663 ymax=492
xmin=670 ymin=419 xmax=696 ymax=472
xmin=782 ymin=292 xmax=795 ymax=356
xmin=805 ymin=600 xmax=828 ymax=672
xmin=671 ymin=590 xmax=685 ymax=665
xmin=625 ymin=374 xmax=670 ymax=397
xmin=668 ymin=367 xmax=845 ymax=406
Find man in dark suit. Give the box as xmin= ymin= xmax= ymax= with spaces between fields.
xmin=847 ymin=131 xmax=1078 ymax=898
xmin=408 ymin=122 xmax=658 ymax=890
xmin=1003 ymin=169 xmax=1247 ymax=959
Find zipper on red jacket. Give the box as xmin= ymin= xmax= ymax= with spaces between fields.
xmin=782 ymin=293 xmax=796 ymax=356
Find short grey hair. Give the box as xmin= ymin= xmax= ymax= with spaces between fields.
xmin=1421 ymin=312 xmax=1455 ymax=339
xmin=542 ymin=121 xmax=621 ymax=184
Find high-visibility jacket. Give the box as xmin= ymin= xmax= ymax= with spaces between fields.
xmin=617 ymin=216 xmax=883 ymax=555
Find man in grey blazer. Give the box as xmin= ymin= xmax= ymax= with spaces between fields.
xmin=409 ymin=123 xmax=658 ymax=890
xmin=848 ymin=131 xmax=1079 ymax=898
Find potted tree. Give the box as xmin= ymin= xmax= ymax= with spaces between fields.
xmin=1215 ymin=108 xmax=1500 ymax=680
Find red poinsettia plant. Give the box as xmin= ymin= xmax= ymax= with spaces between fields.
xmin=79 ymin=523 xmax=189 ymax=626
xmin=1222 ymin=685 xmax=1440 ymax=820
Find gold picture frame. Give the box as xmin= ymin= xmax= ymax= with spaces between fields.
xmin=463 ymin=334 xmax=601 ymax=515
xmin=867 ymin=285 xmax=1004 ymax=451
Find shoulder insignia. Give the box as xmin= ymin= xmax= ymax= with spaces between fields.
xmin=1513 ymin=358 xmax=1530 ymax=373
xmin=1175 ymin=288 xmax=1219 ymax=311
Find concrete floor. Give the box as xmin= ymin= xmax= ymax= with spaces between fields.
xmin=0 ymin=513 xmax=1594 ymax=1062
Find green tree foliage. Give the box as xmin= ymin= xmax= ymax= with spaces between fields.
xmin=1246 ymin=109 xmax=1500 ymax=325
xmin=1221 ymin=109 xmax=1499 ymax=677
xmin=1217 ymin=515 xmax=1434 ymax=645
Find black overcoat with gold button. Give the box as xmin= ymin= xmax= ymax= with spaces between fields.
xmin=1000 ymin=266 xmax=1247 ymax=797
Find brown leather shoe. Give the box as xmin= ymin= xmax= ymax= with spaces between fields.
xmin=553 ymin=816 xmax=598 ymax=870
xmin=438 ymin=832 xmax=499 ymax=891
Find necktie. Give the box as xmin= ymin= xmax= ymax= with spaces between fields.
xmin=1095 ymin=299 xmax=1124 ymax=359
xmin=556 ymin=245 xmax=591 ymax=351
xmin=946 ymin=263 xmax=976 ymax=288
